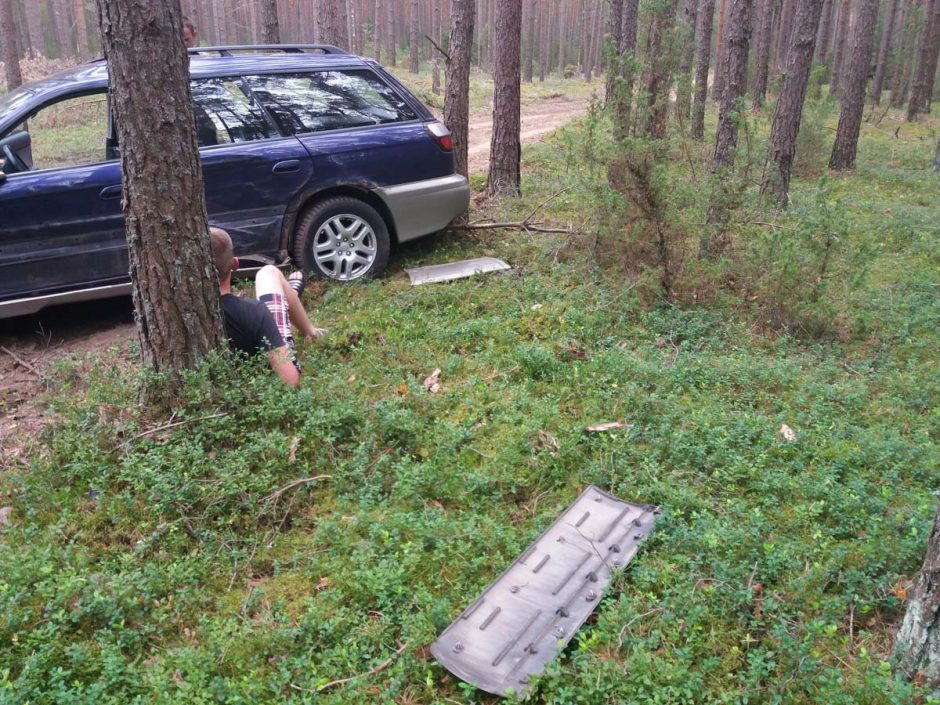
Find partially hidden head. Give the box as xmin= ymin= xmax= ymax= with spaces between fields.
xmin=182 ymin=17 xmax=198 ymax=48
xmin=209 ymin=227 xmax=235 ymax=282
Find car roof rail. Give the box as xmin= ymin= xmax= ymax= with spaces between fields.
xmin=188 ymin=44 xmax=349 ymax=56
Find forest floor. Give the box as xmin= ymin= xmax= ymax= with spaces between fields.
xmin=0 ymin=89 xmax=593 ymax=469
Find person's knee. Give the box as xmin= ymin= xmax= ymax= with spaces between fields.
xmin=254 ymin=265 xmax=284 ymax=297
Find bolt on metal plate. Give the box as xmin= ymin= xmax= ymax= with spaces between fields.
xmin=431 ymin=485 xmax=660 ymax=698
xmin=405 ymin=257 xmax=511 ymax=286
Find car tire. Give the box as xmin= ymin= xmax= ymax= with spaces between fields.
xmin=293 ymin=197 xmax=391 ymax=282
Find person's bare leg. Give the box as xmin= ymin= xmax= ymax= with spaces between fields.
xmin=254 ymin=266 xmax=325 ymax=341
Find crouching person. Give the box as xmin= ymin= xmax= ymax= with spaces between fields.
xmin=209 ymin=227 xmax=325 ymax=386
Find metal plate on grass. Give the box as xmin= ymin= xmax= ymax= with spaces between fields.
xmin=431 ymin=485 xmax=660 ymax=698
xmin=405 ymin=257 xmax=511 ymax=285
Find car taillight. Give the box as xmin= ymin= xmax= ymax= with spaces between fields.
xmin=426 ymin=121 xmax=454 ymax=152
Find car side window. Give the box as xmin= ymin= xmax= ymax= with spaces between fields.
xmin=1 ymin=92 xmax=109 ymax=173
xmin=190 ymin=78 xmax=277 ymax=147
xmin=243 ymin=70 xmax=418 ymax=135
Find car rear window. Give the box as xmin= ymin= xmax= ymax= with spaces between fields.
xmin=191 ymin=78 xmax=277 ymax=146
xmin=243 ymin=70 xmax=418 ymax=135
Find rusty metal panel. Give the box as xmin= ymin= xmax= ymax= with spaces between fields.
xmin=431 ymin=485 xmax=660 ymax=698
xmin=405 ymin=257 xmax=510 ymax=285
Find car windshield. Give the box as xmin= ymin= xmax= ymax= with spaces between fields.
xmin=0 ymin=85 xmax=42 ymax=127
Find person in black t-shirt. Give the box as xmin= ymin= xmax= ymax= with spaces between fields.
xmin=210 ymin=227 xmax=325 ymax=386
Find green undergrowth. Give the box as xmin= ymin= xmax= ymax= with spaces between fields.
xmin=1 ymin=103 xmax=938 ymax=704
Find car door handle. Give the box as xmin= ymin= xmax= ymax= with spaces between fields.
xmin=99 ymin=185 xmax=122 ymax=199
xmin=272 ymin=160 xmax=300 ymax=174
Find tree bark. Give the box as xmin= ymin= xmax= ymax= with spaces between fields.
xmin=676 ymin=0 xmax=700 ymax=122
xmin=485 ymin=0 xmax=522 ymax=196
xmin=692 ymin=0 xmax=717 ymax=138
xmin=1 ymin=0 xmax=22 ymax=90
xmin=613 ymin=0 xmax=641 ymax=137
xmin=24 ymin=0 xmax=42 ymax=55
xmin=895 ymin=504 xmax=940 ymax=687
xmin=523 ymin=0 xmax=535 ymax=82
xmin=815 ymin=0 xmax=835 ymax=61
xmin=752 ymin=0 xmax=776 ymax=108
xmin=829 ymin=0 xmax=880 ymax=169
xmin=761 ymin=0 xmax=826 ymax=205
xmin=714 ymin=0 xmax=730 ymax=97
xmin=872 ymin=0 xmax=902 ymax=104
xmin=890 ymin=0 xmax=920 ymax=108
xmin=94 ymin=0 xmax=224 ymax=377
xmin=605 ymin=0 xmax=626 ymax=101
xmin=906 ymin=0 xmax=940 ymax=119
xmin=431 ymin=1 xmax=441 ymax=93
xmin=320 ymin=0 xmax=348 ymax=48
xmin=829 ymin=0 xmax=852 ymax=93
xmin=645 ymin=0 xmax=681 ymax=138
xmin=444 ymin=0 xmax=475 ymax=178
xmin=259 ymin=0 xmax=280 ymax=44
xmin=538 ymin=0 xmax=548 ymax=81
xmin=409 ymin=0 xmax=419 ymax=72
xmin=73 ymin=0 xmax=89 ymax=59
xmin=711 ymin=0 xmax=754 ymax=170
xmin=775 ymin=0 xmax=798 ymax=68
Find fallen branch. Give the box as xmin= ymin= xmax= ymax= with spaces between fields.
xmin=115 ymin=412 xmax=229 ymax=451
xmin=261 ymin=475 xmax=331 ymax=504
xmin=457 ymin=220 xmax=579 ymax=235
xmin=424 ymin=34 xmax=451 ymax=62
xmin=290 ymin=642 xmax=407 ymax=693
xmin=1 ymin=345 xmax=42 ymax=378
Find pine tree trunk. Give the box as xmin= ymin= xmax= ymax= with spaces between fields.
xmin=753 ymin=0 xmax=775 ymax=108
xmin=73 ymin=0 xmax=89 ymax=59
xmin=93 ymin=0 xmax=225 ymax=378
xmin=906 ymin=0 xmax=940 ymax=119
xmin=692 ymin=0 xmax=717 ymax=138
xmin=761 ymin=0 xmax=826 ymax=204
xmin=444 ymin=0 xmax=475 ymax=178
xmin=872 ymin=0 xmax=901 ymax=103
xmin=714 ymin=0 xmax=730 ymax=97
xmin=24 ymin=0 xmax=42 ymax=55
xmin=485 ymin=0 xmax=522 ymax=196
xmin=1 ymin=0 xmax=22 ymax=89
xmin=815 ymin=0 xmax=835 ymax=61
xmin=605 ymin=0 xmax=626 ymax=101
xmin=775 ymin=0 xmax=797 ymax=68
xmin=538 ymin=0 xmax=547 ymax=81
xmin=523 ymin=0 xmax=536 ymax=81
xmin=409 ymin=0 xmax=419 ymax=72
xmin=829 ymin=0 xmax=880 ymax=169
xmin=829 ymin=0 xmax=852 ymax=93
xmin=676 ymin=0 xmax=700 ymax=122
xmin=646 ymin=0 xmax=681 ymax=138
xmin=890 ymin=0 xmax=918 ymax=107
xmin=895 ymin=504 xmax=940 ymax=687
xmin=613 ymin=0 xmax=640 ymax=136
xmin=431 ymin=2 xmax=441 ymax=93
xmin=259 ymin=0 xmax=280 ymax=43
xmin=712 ymin=0 xmax=754 ymax=169
xmin=385 ymin=0 xmax=396 ymax=66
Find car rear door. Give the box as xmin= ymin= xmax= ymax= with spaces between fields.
xmin=192 ymin=77 xmax=313 ymax=260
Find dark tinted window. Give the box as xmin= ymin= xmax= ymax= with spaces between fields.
xmin=243 ymin=70 xmax=417 ymax=135
xmin=191 ymin=78 xmax=276 ymax=146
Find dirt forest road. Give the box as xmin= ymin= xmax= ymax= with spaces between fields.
xmin=0 ymin=94 xmax=590 ymax=454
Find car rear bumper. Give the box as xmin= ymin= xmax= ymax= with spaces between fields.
xmin=376 ymin=174 xmax=469 ymax=243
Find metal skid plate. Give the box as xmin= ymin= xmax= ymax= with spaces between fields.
xmin=405 ymin=257 xmax=511 ymax=285
xmin=431 ymin=485 xmax=660 ymax=698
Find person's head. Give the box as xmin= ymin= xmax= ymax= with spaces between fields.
xmin=209 ymin=227 xmax=236 ymax=283
xmin=182 ymin=17 xmax=198 ymax=48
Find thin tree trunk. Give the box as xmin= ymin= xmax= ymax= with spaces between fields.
xmin=614 ymin=0 xmax=640 ymax=136
xmin=775 ymin=0 xmax=797 ymax=68
xmin=830 ymin=0 xmax=852 ymax=93
xmin=815 ymin=0 xmax=835 ymax=61
xmin=895 ymin=504 xmax=940 ymax=687
xmin=486 ymin=0 xmax=522 ymax=196
xmin=73 ymin=0 xmax=89 ymax=59
xmin=890 ymin=0 xmax=919 ymax=108
xmin=94 ymin=0 xmax=224 ymax=377
xmin=646 ymin=0 xmax=681 ymax=138
xmin=761 ymin=0 xmax=826 ymax=204
xmin=431 ymin=1 xmax=441 ymax=93
xmin=538 ymin=0 xmax=548 ymax=81
xmin=410 ymin=0 xmax=419 ymax=72
xmin=906 ymin=0 xmax=940 ymax=119
xmin=829 ymin=0 xmax=880 ymax=169
xmin=712 ymin=0 xmax=754 ymax=169
xmin=444 ymin=0 xmax=475 ymax=178
xmin=24 ymin=0 xmax=42 ymax=55
xmin=606 ymin=0 xmax=626 ymax=101
xmin=753 ymin=0 xmax=775 ymax=108
xmin=872 ymin=0 xmax=901 ymax=103
xmin=692 ymin=0 xmax=717 ymax=138
xmin=259 ymin=0 xmax=280 ymax=43
xmin=1 ymin=0 xmax=22 ymax=89
xmin=385 ymin=0 xmax=396 ymax=65
xmin=676 ymin=0 xmax=700 ymax=121
xmin=714 ymin=0 xmax=730 ymax=97
xmin=372 ymin=0 xmax=381 ymax=61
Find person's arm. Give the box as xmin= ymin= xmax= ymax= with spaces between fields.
xmin=268 ymin=345 xmax=300 ymax=387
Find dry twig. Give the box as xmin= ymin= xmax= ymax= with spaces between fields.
xmin=424 ymin=34 xmax=451 ymax=61
xmin=261 ymin=475 xmax=331 ymax=504
xmin=290 ymin=641 xmax=407 ymax=693
xmin=1 ymin=345 xmax=42 ymax=378
xmin=116 ymin=412 xmax=229 ymax=451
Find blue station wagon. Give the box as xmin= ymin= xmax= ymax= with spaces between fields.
xmin=0 ymin=45 xmax=469 ymax=318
